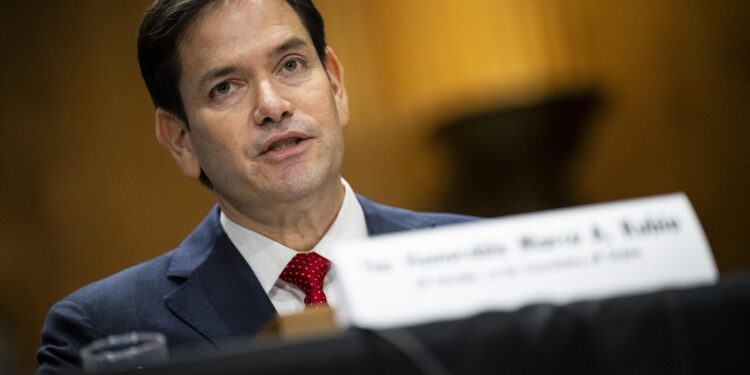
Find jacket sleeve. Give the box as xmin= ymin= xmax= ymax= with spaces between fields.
xmin=37 ymin=299 xmax=99 ymax=375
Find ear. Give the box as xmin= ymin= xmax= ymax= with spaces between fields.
xmin=155 ymin=108 xmax=202 ymax=179
xmin=324 ymin=47 xmax=349 ymax=128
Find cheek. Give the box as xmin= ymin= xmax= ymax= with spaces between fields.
xmin=190 ymin=117 xmax=248 ymax=163
xmin=299 ymin=93 xmax=339 ymax=127
xmin=297 ymin=75 xmax=337 ymax=108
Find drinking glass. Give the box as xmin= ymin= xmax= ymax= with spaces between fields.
xmin=79 ymin=332 xmax=168 ymax=373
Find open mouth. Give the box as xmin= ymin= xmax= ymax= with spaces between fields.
xmin=261 ymin=136 xmax=309 ymax=156
xmin=267 ymin=137 xmax=302 ymax=152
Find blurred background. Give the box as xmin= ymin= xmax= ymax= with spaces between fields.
xmin=1 ymin=0 xmax=749 ymax=372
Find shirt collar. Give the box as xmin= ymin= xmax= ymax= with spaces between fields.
xmin=219 ymin=178 xmax=368 ymax=294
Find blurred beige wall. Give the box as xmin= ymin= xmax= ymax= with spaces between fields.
xmin=1 ymin=0 xmax=748 ymax=371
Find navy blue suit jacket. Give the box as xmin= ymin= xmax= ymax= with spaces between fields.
xmin=37 ymin=195 xmax=475 ymax=374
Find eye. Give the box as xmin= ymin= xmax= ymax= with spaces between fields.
xmin=283 ymin=59 xmax=298 ymax=72
xmin=277 ymin=57 xmax=307 ymax=79
xmin=215 ymin=82 xmax=231 ymax=94
xmin=209 ymin=81 xmax=235 ymax=99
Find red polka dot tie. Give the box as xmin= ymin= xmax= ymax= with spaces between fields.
xmin=279 ymin=252 xmax=331 ymax=308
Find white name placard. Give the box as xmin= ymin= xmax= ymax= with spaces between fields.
xmin=330 ymin=193 xmax=717 ymax=329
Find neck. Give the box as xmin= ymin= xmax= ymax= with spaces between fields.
xmin=218 ymin=179 xmax=346 ymax=252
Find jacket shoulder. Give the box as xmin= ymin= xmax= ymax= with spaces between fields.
xmin=67 ymin=251 xmax=175 ymax=305
xmin=37 ymin=251 xmax=178 ymax=374
xmin=356 ymin=194 xmax=478 ymax=235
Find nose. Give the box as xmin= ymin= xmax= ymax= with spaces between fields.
xmin=252 ymin=80 xmax=292 ymax=125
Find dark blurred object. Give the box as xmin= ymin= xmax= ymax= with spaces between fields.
xmin=122 ymin=273 xmax=750 ymax=375
xmin=436 ymin=89 xmax=600 ymax=217
xmin=0 ymin=311 xmax=12 ymax=375
xmin=79 ymin=332 xmax=168 ymax=373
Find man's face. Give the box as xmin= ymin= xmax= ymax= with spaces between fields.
xmin=171 ymin=0 xmax=348 ymax=211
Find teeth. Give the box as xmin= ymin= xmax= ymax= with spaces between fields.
xmin=268 ymin=138 xmax=300 ymax=152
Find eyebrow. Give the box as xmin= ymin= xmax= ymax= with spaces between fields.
xmin=197 ymin=37 xmax=310 ymax=89
xmin=267 ymin=37 xmax=308 ymax=60
xmin=198 ymin=66 xmax=239 ymax=90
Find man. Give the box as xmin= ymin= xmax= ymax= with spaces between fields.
xmin=37 ymin=0 xmax=474 ymax=373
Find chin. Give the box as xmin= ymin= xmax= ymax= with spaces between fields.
xmin=266 ymin=169 xmax=335 ymax=203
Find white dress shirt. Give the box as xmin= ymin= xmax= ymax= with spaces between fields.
xmin=220 ymin=179 xmax=368 ymax=315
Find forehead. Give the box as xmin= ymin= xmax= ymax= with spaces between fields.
xmin=178 ymin=0 xmax=311 ymax=76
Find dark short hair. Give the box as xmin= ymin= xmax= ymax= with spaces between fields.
xmin=137 ymin=0 xmax=327 ymax=188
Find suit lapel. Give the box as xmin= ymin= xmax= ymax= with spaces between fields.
xmin=163 ymin=208 xmax=276 ymax=350
xmin=161 ymin=196 xmax=438 ymax=349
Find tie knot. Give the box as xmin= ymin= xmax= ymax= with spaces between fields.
xmin=279 ymin=252 xmax=331 ymax=307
